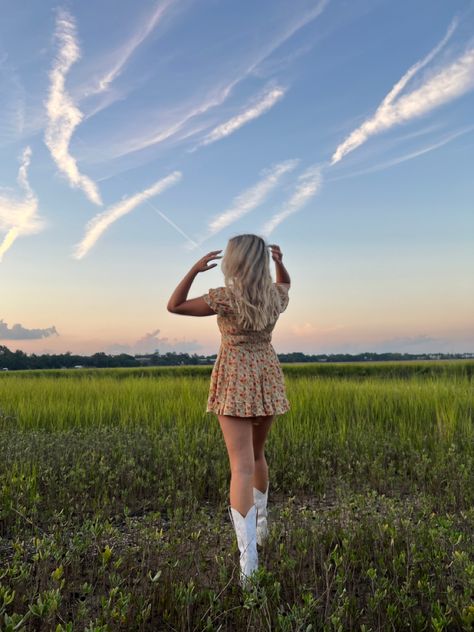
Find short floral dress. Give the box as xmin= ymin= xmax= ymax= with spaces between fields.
xmin=202 ymin=283 xmax=291 ymax=418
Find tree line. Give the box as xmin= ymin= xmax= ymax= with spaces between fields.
xmin=0 ymin=345 xmax=471 ymax=371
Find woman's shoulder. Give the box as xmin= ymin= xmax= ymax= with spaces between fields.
xmin=202 ymin=286 xmax=234 ymax=316
xmin=215 ymin=286 xmax=233 ymax=303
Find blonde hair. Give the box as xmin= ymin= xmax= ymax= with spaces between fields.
xmin=221 ymin=233 xmax=282 ymax=330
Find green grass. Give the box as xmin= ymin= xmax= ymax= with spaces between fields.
xmin=0 ymin=361 xmax=473 ymax=630
xmin=2 ymin=357 xmax=473 ymax=379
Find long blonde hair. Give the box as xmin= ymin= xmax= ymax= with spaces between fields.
xmin=221 ymin=233 xmax=282 ymax=330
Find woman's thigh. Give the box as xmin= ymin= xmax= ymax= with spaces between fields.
xmin=252 ymin=415 xmax=275 ymax=457
xmin=217 ymin=414 xmax=254 ymax=470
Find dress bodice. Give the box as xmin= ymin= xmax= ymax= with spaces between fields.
xmin=202 ymin=284 xmax=289 ymax=348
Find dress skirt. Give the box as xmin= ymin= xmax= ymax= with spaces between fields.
xmin=206 ymin=341 xmax=291 ymax=417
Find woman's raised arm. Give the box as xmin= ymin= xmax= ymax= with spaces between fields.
xmin=269 ymin=244 xmax=291 ymax=286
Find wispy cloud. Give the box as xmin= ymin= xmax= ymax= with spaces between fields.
xmin=328 ymin=125 xmax=474 ymax=181
xmin=107 ymin=0 xmax=328 ymax=160
xmin=0 ymin=147 xmax=44 ymax=262
xmin=73 ymin=171 xmax=182 ymax=259
xmin=110 ymin=82 xmax=238 ymax=159
xmin=190 ymin=84 xmax=286 ymax=151
xmin=202 ymin=18 xmax=465 ymax=237
xmin=193 ymin=159 xmax=299 ymax=247
xmin=377 ymin=18 xmax=458 ymax=110
xmin=260 ymin=164 xmax=323 ymax=236
xmin=85 ymin=0 xmax=176 ymax=96
xmin=44 ymin=9 xmax=102 ymax=205
xmin=249 ymin=0 xmax=329 ymax=76
xmin=330 ymin=19 xmax=474 ymax=165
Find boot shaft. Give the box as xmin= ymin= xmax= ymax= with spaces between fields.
xmin=228 ymin=503 xmax=259 ymax=588
xmin=253 ymin=482 xmax=269 ymax=545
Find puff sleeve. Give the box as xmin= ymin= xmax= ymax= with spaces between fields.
xmin=202 ymin=286 xmax=233 ymax=316
xmin=275 ymin=283 xmax=290 ymax=313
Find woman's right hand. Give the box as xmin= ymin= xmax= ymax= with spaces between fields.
xmin=269 ymin=244 xmax=283 ymax=264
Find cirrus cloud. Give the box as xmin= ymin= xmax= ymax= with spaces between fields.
xmin=44 ymin=9 xmax=102 ymax=205
xmin=330 ymin=19 xmax=474 ymax=165
xmin=0 ymin=147 xmax=45 ymax=262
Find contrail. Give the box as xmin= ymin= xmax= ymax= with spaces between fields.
xmin=330 ymin=18 xmax=470 ymax=165
xmin=44 ymin=9 xmax=102 ymax=205
xmin=146 ymin=200 xmax=198 ymax=248
xmin=379 ymin=18 xmax=458 ymax=111
xmin=193 ymin=159 xmax=299 ymax=248
xmin=87 ymin=0 xmax=176 ymax=95
xmin=73 ymin=133 xmax=195 ymax=248
xmin=260 ymin=164 xmax=323 ymax=236
xmin=328 ymin=125 xmax=474 ymax=181
xmin=110 ymin=0 xmax=329 ymax=159
xmin=191 ymin=85 xmax=286 ymax=150
xmin=73 ymin=171 xmax=182 ymax=259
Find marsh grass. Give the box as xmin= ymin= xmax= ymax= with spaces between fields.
xmin=0 ymin=361 xmax=473 ymax=630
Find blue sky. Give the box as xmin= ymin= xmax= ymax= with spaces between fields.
xmin=0 ymin=0 xmax=473 ymax=356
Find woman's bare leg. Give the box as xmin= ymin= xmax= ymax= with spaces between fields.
xmin=251 ymin=415 xmax=275 ymax=492
xmin=218 ymin=414 xmax=255 ymax=516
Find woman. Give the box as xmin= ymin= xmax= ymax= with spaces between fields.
xmin=167 ymin=233 xmax=291 ymax=589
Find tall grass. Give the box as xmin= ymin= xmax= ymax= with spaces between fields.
xmin=1 ymin=365 xmax=472 ymax=528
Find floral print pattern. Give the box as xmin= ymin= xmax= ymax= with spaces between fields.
xmin=202 ymin=284 xmax=290 ymax=417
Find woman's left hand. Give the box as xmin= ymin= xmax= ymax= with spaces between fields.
xmin=192 ymin=250 xmax=223 ymax=273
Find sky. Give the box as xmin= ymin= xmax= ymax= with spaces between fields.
xmin=0 ymin=0 xmax=473 ymax=357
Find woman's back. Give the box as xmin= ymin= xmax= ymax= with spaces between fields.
xmin=202 ymin=283 xmax=290 ymax=348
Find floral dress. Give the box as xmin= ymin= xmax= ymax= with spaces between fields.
xmin=202 ymin=283 xmax=291 ymax=418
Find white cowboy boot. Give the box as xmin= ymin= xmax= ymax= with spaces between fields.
xmin=253 ymin=482 xmax=269 ymax=546
xmin=228 ymin=503 xmax=258 ymax=589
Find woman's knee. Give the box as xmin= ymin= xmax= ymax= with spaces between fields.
xmin=230 ymin=459 xmax=255 ymax=478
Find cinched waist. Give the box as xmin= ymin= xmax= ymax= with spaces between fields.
xmin=220 ymin=338 xmax=271 ymax=348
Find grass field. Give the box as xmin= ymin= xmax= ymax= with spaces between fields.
xmin=1 ymin=360 xmax=473 ymax=631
